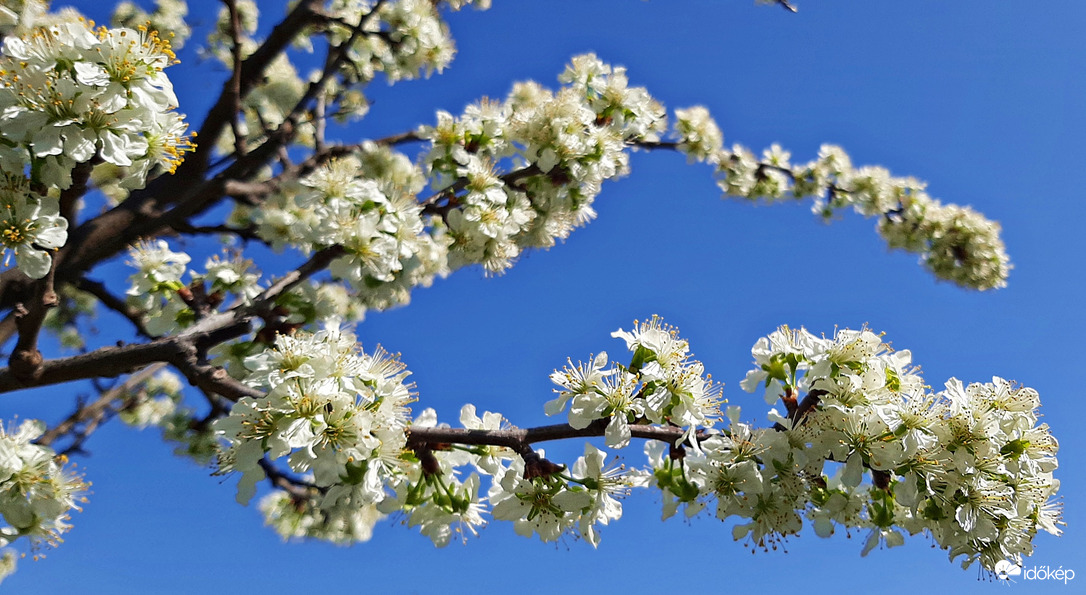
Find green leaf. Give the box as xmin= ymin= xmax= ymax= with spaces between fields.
xmin=629 ymin=345 xmax=656 ymax=373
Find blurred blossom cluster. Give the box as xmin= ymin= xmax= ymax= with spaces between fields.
xmin=0 ymin=420 xmax=87 ymax=579
xmin=673 ymin=107 xmax=1010 ymax=290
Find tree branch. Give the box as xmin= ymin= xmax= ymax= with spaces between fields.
xmin=35 ymin=363 xmax=167 ymax=452
xmin=168 ymin=345 xmax=263 ymax=402
xmin=190 ymin=0 xmax=324 ymax=174
xmin=170 ymin=222 xmax=264 ymax=243
xmin=223 ymin=0 xmax=248 ymax=158
xmin=773 ymin=0 xmax=798 ymax=13
xmin=0 ymin=318 xmax=251 ymax=394
xmin=8 ymin=257 xmax=58 ymax=382
xmin=251 ymin=245 xmax=346 ymax=308
xmin=420 ymin=164 xmax=543 ymax=218
xmin=406 ymin=418 xmax=713 ymax=456
xmin=259 ymin=458 xmax=320 ymax=499
xmin=74 ymin=278 xmax=154 ymax=340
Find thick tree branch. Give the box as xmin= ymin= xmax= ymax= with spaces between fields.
xmin=170 ymin=222 xmax=263 ymax=243
xmin=169 ymin=347 xmax=263 ymax=402
xmin=7 ymin=160 xmax=100 ymax=376
xmin=0 ymin=126 xmax=420 ymax=325
xmin=373 ymin=130 xmax=422 ymax=147
xmin=0 ymin=241 xmax=352 ymax=395
xmin=8 ymin=258 xmax=58 ymax=382
xmin=58 ymin=159 xmax=96 ymax=230
xmin=0 ymin=319 xmax=251 ymax=394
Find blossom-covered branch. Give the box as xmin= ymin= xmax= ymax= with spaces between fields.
xmin=206 ymin=318 xmax=1060 ymax=571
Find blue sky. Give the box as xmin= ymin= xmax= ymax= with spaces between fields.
xmin=2 ymin=0 xmax=1084 ymax=593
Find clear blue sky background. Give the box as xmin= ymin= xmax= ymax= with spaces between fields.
xmin=2 ymin=1 xmax=1083 ymax=593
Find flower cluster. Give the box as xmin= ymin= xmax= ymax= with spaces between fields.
xmin=111 ymin=0 xmax=191 ymax=50
xmin=255 ymin=400 xmax=507 ymax=547
xmin=203 ymin=0 xmax=256 ymax=63
xmin=214 ymin=329 xmax=416 ymax=509
xmin=0 ymin=170 xmax=67 ymax=279
xmin=547 ymin=315 xmax=723 ymax=448
xmin=378 ymin=407 xmax=493 ymax=547
xmin=244 ymin=148 xmax=448 ymax=312
xmin=0 ymin=17 xmax=193 ymax=186
xmin=671 ymin=107 xmax=1010 ymax=290
xmin=258 ymin=488 xmax=382 ymax=545
xmin=207 ymin=52 xmax=1013 ymax=353
xmin=488 ymin=444 xmax=648 ymax=546
xmin=0 ymin=15 xmax=192 ymax=277
xmin=0 ymin=0 xmax=48 ymax=38
xmin=706 ymin=326 xmax=1063 ymax=570
xmin=420 ymin=53 xmax=665 ymax=273
xmin=126 ymin=240 xmax=261 ymax=336
xmin=0 ymin=549 xmax=14 ymax=585
xmin=277 ymin=281 xmax=368 ymax=329
xmin=0 ymin=419 xmax=88 ymax=556
xmin=125 ymin=239 xmax=191 ymax=335
xmin=324 ymin=0 xmax=483 ymax=85
xmin=118 ymin=369 xmax=184 ymax=429
xmin=213 ymin=317 xmax=1057 ymax=571
xmin=228 ymin=326 xmax=653 ymax=548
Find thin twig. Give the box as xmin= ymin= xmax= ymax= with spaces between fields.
xmin=74 ymin=278 xmax=154 ymax=340
xmin=36 ymin=363 xmax=167 ymax=450
xmin=775 ymin=0 xmax=798 ymax=13
xmin=259 ymin=458 xmax=321 ymax=499
xmin=252 ymin=245 xmax=346 ymax=309
xmin=224 ymin=0 xmax=248 ymax=157
xmin=191 ymin=0 xmax=324 ymax=173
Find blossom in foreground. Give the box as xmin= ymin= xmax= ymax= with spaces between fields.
xmin=549 ymin=316 xmax=723 ymax=448
xmin=0 ymin=419 xmax=88 ymax=555
xmin=214 ymin=329 xmax=415 ymax=508
xmin=201 ymin=314 xmax=1059 ymax=574
xmin=0 ymin=16 xmax=192 ymax=277
xmin=0 ymin=186 xmax=67 ymax=279
xmin=489 ymin=454 xmax=591 ymax=542
xmin=736 ymin=324 xmax=1061 ymax=569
